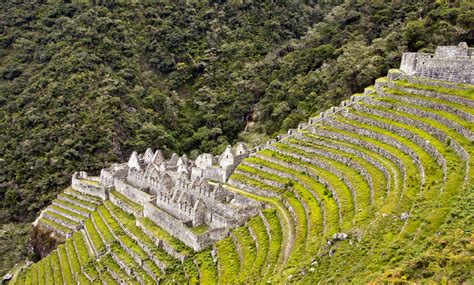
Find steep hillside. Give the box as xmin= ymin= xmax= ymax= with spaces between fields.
xmin=1 ymin=0 xmax=473 ymax=277
xmin=9 ymin=69 xmax=474 ymax=283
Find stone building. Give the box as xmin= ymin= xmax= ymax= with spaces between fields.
xmin=400 ymin=42 xmax=473 ymax=83
xmin=97 ymin=143 xmax=260 ymax=250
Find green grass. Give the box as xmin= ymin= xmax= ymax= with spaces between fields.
xmin=193 ymin=251 xmax=218 ymax=285
xmin=230 ymin=172 xmax=285 ymax=194
xmin=384 ymin=87 xmax=474 ymax=116
xmin=91 ymin=210 xmax=114 ymax=243
xmin=282 ymin=191 xmax=308 ymax=275
xmin=394 ymin=80 xmax=474 ymax=100
xmin=59 ymin=193 xmax=98 ymax=209
xmin=65 ymin=187 xmax=103 ymax=204
xmin=223 ymin=183 xmax=293 ymax=277
xmin=45 ymin=256 xmax=54 ymax=284
xmin=58 ymin=245 xmax=74 ymax=284
xmin=262 ymin=209 xmax=283 ymax=282
xmin=73 ymin=231 xmax=92 ymax=264
xmin=233 ymin=226 xmax=257 ymax=283
xmin=304 ymin=133 xmax=403 ymax=213
xmin=277 ymin=141 xmax=373 ymax=222
xmin=188 ymin=224 xmax=209 ymax=235
xmin=80 ymin=178 xmax=100 ymax=186
xmin=183 ymin=258 xmax=200 ymax=284
xmin=357 ymin=98 xmax=467 ymax=243
xmin=44 ymin=210 xmax=78 ymax=227
xmin=139 ymin=217 xmax=193 ymax=256
xmin=51 ymin=250 xmax=64 ymax=285
xmin=292 ymin=137 xmax=388 ymax=204
xmin=216 ymin=237 xmax=240 ymax=284
xmin=99 ymin=270 xmax=118 ymax=285
xmin=38 ymin=217 xmax=73 ymax=235
xmin=49 ymin=204 xmax=85 ymax=221
xmin=65 ymin=239 xmax=89 ymax=284
xmin=102 ymin=254 xmax=132 ymax=282
xmin=261 ymin=149 xmax=355 ymax=229
xmin=247 ymin=215 xmax=270 ymax=282
xmin=247 ymin=156 xmax=337 ymax=237
xmin=84 ymin=219 xmax=106 ymax=254
xmin=110 ymin=190 xmax=143 ymax=212
xmin=105 ymin=202 xmax=178 ymax=267
xmin=54 ymin=198 xmax=92 ymax=215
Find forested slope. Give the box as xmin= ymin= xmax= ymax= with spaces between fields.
xmin=0 ymin=0 xmax=472 ymax=275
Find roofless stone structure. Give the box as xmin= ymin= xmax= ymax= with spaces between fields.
xmin=400 ymin=42 xmax=473 ymax=84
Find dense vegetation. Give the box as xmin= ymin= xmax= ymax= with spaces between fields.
xmin=0 ymin=0 xmax=472 ymax=275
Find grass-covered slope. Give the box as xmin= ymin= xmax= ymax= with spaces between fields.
xmin=2 ymin=1 xmax=472 ymax=274
xmin=10 ymin=76 xmax=473 ymax=283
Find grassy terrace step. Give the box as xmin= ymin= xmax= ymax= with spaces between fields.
xmin=64 ymin=187 xmax=103 ymax=205
xmin=57 ymin=245 xmax=74 ymax=284
xmin=330 ymin=114 xmax=436 ymax=198
xmin=238 ymin=161 xmax=325 ymax=242
xmin=103 ymin=201 xmax=178 ymax=269
xmin=356 ymin=101 xmax=468 ymax=239
xmin=193 ymin=251 xmax=218 ymax=284
xmin=48 ymin=204 xmax=85 ymax=222
xmin=383 ymin=87 xmax=474 ymax=119
xmin=275 ymin=141 xmax=373 ymax=222
xmin=232 ymin=226 xmax=257 ymax=283
xmin=329 ymin=115 xmax=428 ymax=186
xmin=359 ymin=102 xmax=467 ymax=163
xmin=183 ymin=258 xmax=199 ymax=284
xmin=101 ymin=254 xmax=134 ymax=283
xmin=230 ymin=172 xmax=286 ymax=195
xmin=262 ymin=209 xmax=284 ymax=282
xmin=375 ymin=96 xmax=474 ymax=139
xmin=242 ymin=157 xmax=337 ymax=234
xmin=84 ymin=219 xmax=106 ymax=255
xmin=303 ymin=130 xmax=404 ymax=195
xmin=110 ymin=244 xmax=155 ymax=284
xmin=51 ymin=251 xmax=63 ymax=285
xmin=91 ymin=210 xmax=115 ymax=244
xmin=236 ymin=160 xmax=323 ymax=265
xmin=99 ymin=270 xmax=118 ymax=285
xmin=393 ymin=80 xmax=474 ymax=101
xmin=348 ymin=107 xmax=448 ymax=171
xmin=65 ymin=238 xmax=89 ymax=284
xmin=292 ymin=137 xmax=389 ymax=205
xmin=74 ymin=231 xmax=101 ymax=282
xmin=312 ymin=125 xmax=416 ymax=214
xmin=223 ymin=184 xmax=292 ymax=278
xmin=43 ymin=210 xmax=80 ymax=229
xmin=58 ymin=193 xmax=98 ymax=211
xmin=284 ymin=139 xmax=377 ymax=203
xmin=259 ymin=149 xmax=354 ymax=229
xmin=109 ymin=190 xmax=143 ymax=213
xmin=39 ymin=256 xmax=52 ymax=285
xmin=282 ymin=191 xmax=308 ymax=275
xmin=53 ymin=197 xmax=93 ymax=216
xmin=247 ymin=215 xmax=270 ymax=282
xmin=138 ymin=217 xmax=193 ymax=257
xmin=216 ymin=237 xmax=240 ymax=284
xmin=38 ymin=216 xmax=73 ymax=236
xmin=98 ymin=206 xmax=150 ymax=263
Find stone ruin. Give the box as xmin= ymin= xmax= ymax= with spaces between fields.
xmin=400 ymin=42 xmax=474 ymax=84
xmin=77 ymin=142 xmax=261 ymax=251
xmin=37 ymin=42 xmax=473 ymax=253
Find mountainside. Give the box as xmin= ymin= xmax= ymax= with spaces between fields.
xmin=9 ymin=65 xmax=474 ymax=284
xmin=1 ymin=0 xmax=473 ymax=278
